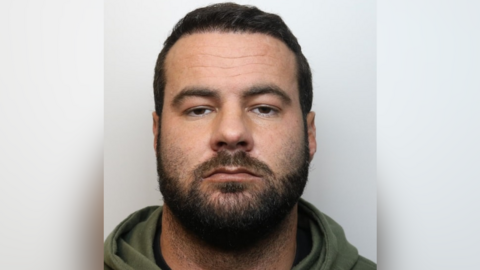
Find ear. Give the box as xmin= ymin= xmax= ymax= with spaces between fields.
xmin=306 ymin=112 xmax=317 ymax=161
xmin=152 ymin=111 xmax=160 ymax=151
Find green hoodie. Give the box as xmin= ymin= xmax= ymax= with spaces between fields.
xmin=104 ymin=199 xmax=376 ymax=270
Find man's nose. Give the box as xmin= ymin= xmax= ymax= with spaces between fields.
xmin=210 ymin=108 xmax=253 ymax=152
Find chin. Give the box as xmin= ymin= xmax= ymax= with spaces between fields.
xmin=206 ymin=189 xmax=258 ymax=212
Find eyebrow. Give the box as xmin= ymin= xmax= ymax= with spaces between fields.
xmin=242 ymin=85 xmax=292 ymax=105
xmin=171 ymin=87 xmax=220 ymax=107
xmin=171 ymin=84 xmax=292 ymax=107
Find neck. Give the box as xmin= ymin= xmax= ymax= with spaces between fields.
xmin=160 ymin=204 xmax=298 ymax=270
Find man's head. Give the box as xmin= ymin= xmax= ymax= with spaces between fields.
xmin=152 ymin=3 xmax=316 ymax=250
xmin=153 ymin=2 xmax=313 ymax=120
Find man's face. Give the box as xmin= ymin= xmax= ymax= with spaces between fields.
xmin=154 ymin=32 xmax=316 ymax=249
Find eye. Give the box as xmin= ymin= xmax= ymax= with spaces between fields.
xmin=186 ymin=107 xmax=214 ymax=117
xmin=251 ymin=106 xmax=279 ymax=117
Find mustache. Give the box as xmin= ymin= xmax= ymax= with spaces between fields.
xmin=193 ymin=151 xmax=274 ymax=180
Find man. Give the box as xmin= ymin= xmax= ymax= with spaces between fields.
xmin=104 ymin=3 xmax=376 ymax=270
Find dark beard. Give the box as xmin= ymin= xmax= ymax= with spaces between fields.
xmin=157 ymin=138 xmax=310 ymax=251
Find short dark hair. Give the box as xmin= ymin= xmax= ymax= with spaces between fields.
xmin=153 ymin=2 xmax=313 ymax=118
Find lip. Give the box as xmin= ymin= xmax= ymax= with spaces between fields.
xmin=204 ymin=167 xmax=260 ymax=177
xmin=203 ymin=167 xmax=261 ymax=182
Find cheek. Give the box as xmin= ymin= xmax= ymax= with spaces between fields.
xmin=253 ymin=119 xmax=305 ymax=173
xmin=159 ymin=138 xmax=187 ymax=178
xmin=161 ymin=122 xmax=210 ymax=157
xmin=159 ymin=118 xmax=212 ymax=178
xmin=159 ymin=121 xmax=190 ymax=179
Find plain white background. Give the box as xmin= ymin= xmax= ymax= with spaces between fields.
xmin=1 ymin=1 xmax=103 ymax=269
xmin=104 ymin=0 xmax=377 ymax=262
xmin=2 ymin=0 xmax=479 ymax=269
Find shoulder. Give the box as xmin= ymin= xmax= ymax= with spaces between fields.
xmin=104 ymin=206 xmax=163 ymax=270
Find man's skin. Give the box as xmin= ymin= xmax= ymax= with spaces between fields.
xmin=152 ymin=32 xmax=317 ymax=270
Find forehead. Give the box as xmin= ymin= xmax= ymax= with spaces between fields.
xmin=163 ymin=32 xmax=298 ymax=100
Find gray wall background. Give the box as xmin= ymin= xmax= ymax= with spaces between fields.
xmin=105 ymin=0 xmax=376 ymax=262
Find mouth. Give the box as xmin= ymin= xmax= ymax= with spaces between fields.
xmin=202 ymin=167 xmax=262 ymax=183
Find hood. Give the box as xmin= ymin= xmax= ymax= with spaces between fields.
xmin=104 ymin=199 xmax=375 ymax=270
xmin=293 ymin=199 xmax=375 ymax=270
